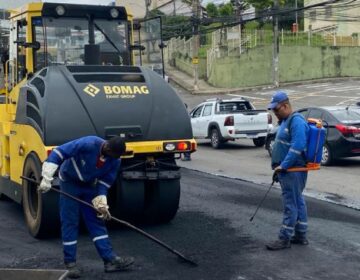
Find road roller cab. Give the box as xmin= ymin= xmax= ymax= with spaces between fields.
xmin=0 ymin=2 xmax=196 ymax=238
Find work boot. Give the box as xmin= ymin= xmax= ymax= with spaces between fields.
xmin=291 ymin=236 xmax=309 ymax=245
xmin=65 ymin=262 xmax=81 ymax=279
xmin=104 ymin=256 xmax=134 ymax=273
xmin=266 ymin=239 xmax=291 ymax=251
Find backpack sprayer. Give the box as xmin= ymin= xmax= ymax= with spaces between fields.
xmin=287 ymin=118 xmax=326 ymax=172
xmin=250 ymin=118 xmax=326 ymax=222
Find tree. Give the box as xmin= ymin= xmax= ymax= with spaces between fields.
xmin=148 ymin=9 xmax=193 ymax=40
xmin=206 ymin=3 xmax=219 ymax=18
xmin=218 ymin=3 xmax=234 ymax=16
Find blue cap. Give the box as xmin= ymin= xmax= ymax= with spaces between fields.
xmin=268 ymin=91 xmax=289 ymax=110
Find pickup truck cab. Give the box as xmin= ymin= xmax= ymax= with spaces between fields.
xmin=190 ymin=98 xmax=272 ymax=148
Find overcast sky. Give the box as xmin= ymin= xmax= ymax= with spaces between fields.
xmin=202 ymin=0 xmax=230 ymax=4
xmin=1 ymin=0 xmax=113 ymax=10
xmin=1 ymin=0 xmax=229 ymax=10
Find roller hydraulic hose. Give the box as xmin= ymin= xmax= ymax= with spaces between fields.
xmin=21 ymin=176 xmax=197 ymax=267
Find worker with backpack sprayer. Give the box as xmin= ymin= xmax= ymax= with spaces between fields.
xmin=265 ymin=91 xmax=325 ymax=251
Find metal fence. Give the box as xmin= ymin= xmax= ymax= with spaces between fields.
xmin=166 ymin=24 xmax=360 ymax=79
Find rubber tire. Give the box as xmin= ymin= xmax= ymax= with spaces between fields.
xmin=210 ymin=128 xmax=223 ymax=149
xmin=143 ymin=178 xmax=180 ymax=224
xmin=265 ymin=136 xmax=275 ymax=157
xmin=321 ymin=143 xmax=333 ymax=166
xmin=113 ymin=177 xmax=145 ymax=223
xmin=22 ymin=153 xmax=60 ymax=238
xmin=253 ymin=137 xmax=266 ymax=147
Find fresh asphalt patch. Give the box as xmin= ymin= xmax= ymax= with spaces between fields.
xmin=0 ymin=169 xmax=359 ymax=279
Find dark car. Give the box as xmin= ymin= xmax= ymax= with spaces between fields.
xmin=265 ymin=106 xmax=360 ymax=165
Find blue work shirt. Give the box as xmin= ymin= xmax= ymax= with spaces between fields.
xmin=271 ymin=113 xmax=309 ymax=170
xmin=46 ymin=136 xmax=120 ymax=196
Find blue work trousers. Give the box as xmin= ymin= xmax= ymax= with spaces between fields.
xmin=59 ymin=180 xmax=116 ymax=264
xmin=278 ymin=171 xmax=308 ymax=240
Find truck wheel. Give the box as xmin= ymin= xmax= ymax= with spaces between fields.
xmin=22 ymin=153 xmax=60 ymax=238
xmin=210 ymin=128 xmax=223 ymax=149
xmin=253 ymin=137 xmax=266 ymax=147
xmin=113 ymin=178 xmax=145 ymax=222
xmin=143 ymin=178 xmax=180 ymax=224
xmin=321 ymin=143 xmax=333 ymax=166
xmin=265 ymin=136 xmax=275 ymax=157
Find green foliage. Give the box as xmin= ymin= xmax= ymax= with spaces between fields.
xmin=244 ymin=21 xmax=260 ymax=30
xmin=206 ymin=3 xmax=219 ymax=18
xmin=198 ymin=46 xmax=209 ymax=58
xmin=149 ymin=9 xmax=192 ymax=40
xmin=219 ymin=3 xmax=234 ymax=16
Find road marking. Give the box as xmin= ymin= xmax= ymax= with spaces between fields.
xmin=333 ymin=87 xmax=360 ymax=92
xmin=336 ymin=97 xmax=360 ymax=105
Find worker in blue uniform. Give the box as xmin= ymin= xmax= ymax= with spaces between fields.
xmin=266 ymin=91 xmax=310 ymax=250
xmin=38 ymin=136 xmax=134 ymax=278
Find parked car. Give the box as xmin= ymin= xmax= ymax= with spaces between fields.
xmin=190 ymin=98 xmax=273 ymax=149
xmin=265 ymin=106 xmax=360 ymax=165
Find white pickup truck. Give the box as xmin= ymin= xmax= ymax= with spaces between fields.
xmin=190 ymin=98 xmax=272 ymax=148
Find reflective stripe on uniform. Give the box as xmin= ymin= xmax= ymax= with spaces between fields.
xmin=281 ymin=225 xmax=294 ymax=231
xmin=63 ymin=240 xmax=77 ymax=246
xmin=98 ymin=180 xmax=111 ymax=189
xmin=93 ymin=235 xmax=109 ymax=242
xmin=71 ymin=158 xmax=84 ymax=181
xmin=289 ymin=148 xmax=302 ymax=155
xmin=297 ymin=221 xmax=308 ymax=226
xmin=278 ymin=140 xmax=291 ymax=146
xmin=53 ymin=149 xmax=64 ymax=160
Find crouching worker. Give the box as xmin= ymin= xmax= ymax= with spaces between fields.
xmin=38 ymin=136 xmax=134 ymax=278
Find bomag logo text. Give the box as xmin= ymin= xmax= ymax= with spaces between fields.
xmin=103 ymin=85 xmax=149 ymax=99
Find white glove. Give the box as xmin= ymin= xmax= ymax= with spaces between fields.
xmin=39 ymin=178 xmax=52 ymax=193
xmin=38 ymin=162 xmax=58 ymax=193
xmin=92 ymin=195 xmax=111 ymax=220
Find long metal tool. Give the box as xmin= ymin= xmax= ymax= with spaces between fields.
xmin=21 ymin=176 xmax=197 ymax=266
xmin=249 ymin=178 xmax=275 ymax=222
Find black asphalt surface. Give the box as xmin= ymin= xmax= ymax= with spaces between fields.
xmin=0 ymin=168 xmax=359 ymax=280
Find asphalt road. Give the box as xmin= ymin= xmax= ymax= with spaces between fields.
xmin=0 ymin=169 xmax=359 ymax=280
xmin=174 ymin=80 xmax=360 ymax=208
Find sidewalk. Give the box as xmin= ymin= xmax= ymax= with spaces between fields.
xmin=165 ymin=64 xmax=274 ymax=95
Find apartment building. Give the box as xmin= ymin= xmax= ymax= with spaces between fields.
xmin=304 ymin=0 xmax=360 ymax=36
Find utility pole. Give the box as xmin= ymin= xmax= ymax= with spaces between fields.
xmin=145 ymin=0 xmax=150 ymax=18
xmin=235 ymin=0 xmax=241 ymax=20
xmin=173 ymin=0 xmax=176 ymax=16
xmin=295 ymin=0 xmax=298 ymax=27
xmin=272 ymin=0 xmax=279 ymax=87
xmin=192 ymin=0 xmax=200 ymax=91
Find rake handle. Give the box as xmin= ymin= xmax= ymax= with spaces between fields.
xmin=20 ymin=176 xmax=197 ymax=266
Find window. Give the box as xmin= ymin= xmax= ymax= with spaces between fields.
xmin=331 ymin=110 xmax=360 ymax=122
xmin=192 ymin=106 xmax=203 ymax=118
xmin=308 ymin=109 xmax=325 ymax=120
xmin=325 ymin=7 xmax=332 ymax=17
xmin=37 ymin=17 xmax=129 ymax=66
xmin=32 ymin=17 xmax=47 ymax=72
xmin=298 ymin=109 xmax=309 ymax=119
xmin=17 ymin=19 xmax=27 ymax=82
xmin=309 ymin=11 xmax=317 ymax=22
xmin=202 ymin=104 xmax=213 ymax=116
xmin=217 ymin=101 xmax=251 ymax=113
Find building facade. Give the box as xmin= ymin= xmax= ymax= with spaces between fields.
xmin=304 ymin=0 xmax=360 ymax=36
